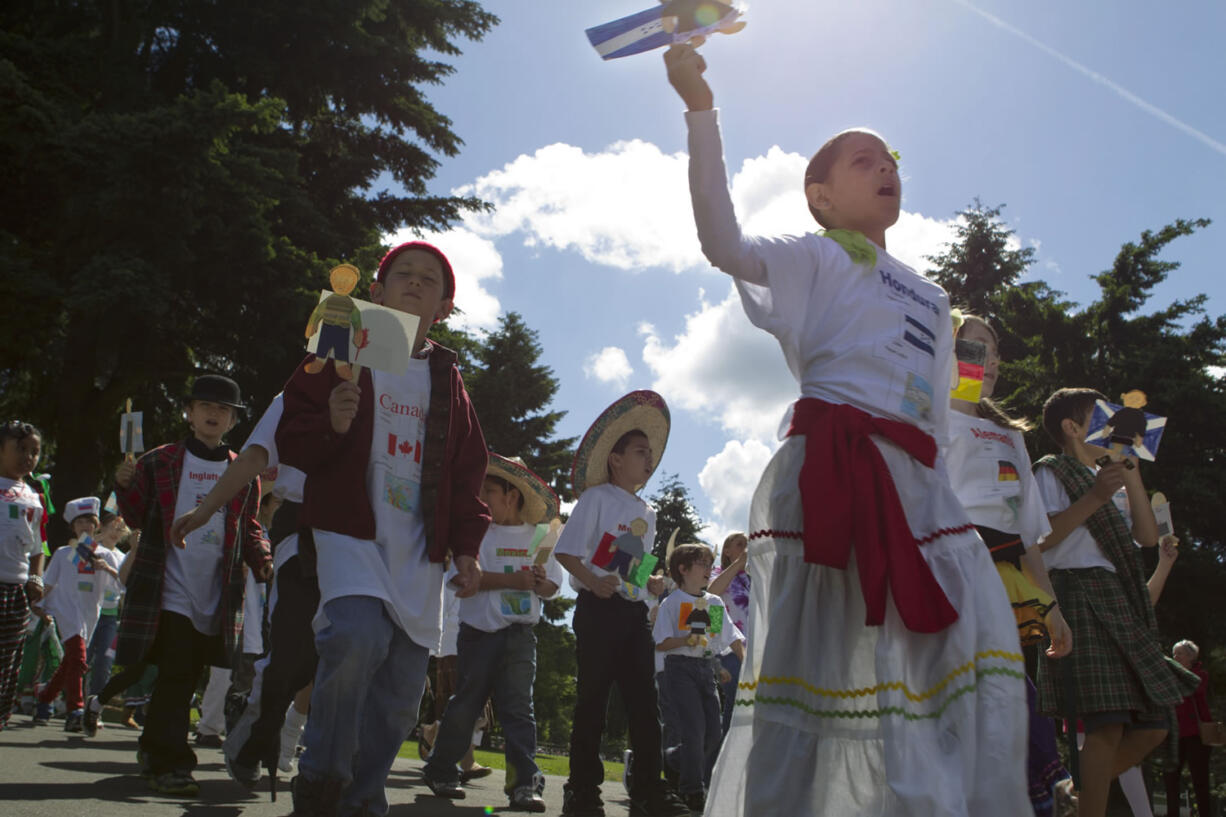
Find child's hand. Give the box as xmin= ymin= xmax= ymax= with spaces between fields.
xmin=589 ymin=574 xmax=621 ymax=599
xmin=114 ymin=460 xmax=136 ymax=490
xmin=719 ymin=667 xmax=732 ymax=684
xmin=452 ymin=555 xmax=482 ymax=599
xmin=1089 ymin=462 xmax=1127 ymax=504
xmin=24 ymin=579 xmax=43 ymax=603
xmin=1044 ymin=607 xmax=1073 ymax=659
xmin=646 ymin=575 xmax=668 ymax=597
xmin=510 ymin=569 xmax=536 ymax=591
xmin=329 ymin=381 xmax=361 ymax=434
xmin=664 ymin=44 xmax=714 ymax=111
xmin=1158 ymin=534 xmax=1180 ymax=564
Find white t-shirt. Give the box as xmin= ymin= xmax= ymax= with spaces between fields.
xmin=313 ymin=358 xmax=445 ymax=650
xmin=454 ymin=523 xmax=565 ymax=633
xmin=1034 ymin=466 xmax=1131 ymax=571
xmin=242 ymin=393 xmax=305 ymax=503
xmin=687 ymin=109 xmax=954 ymax=446
xmin=0 ymin=477 xmax=43 ymax=584
xmin=163 ymin=450 xmax=230 ymax=634
xmin=943 ymin=412 xmax=1051 ymax=548
xmin=555 ymin=482 xmax=658 ymax=604
xmin=41 ymin=541 xmax=122 ymax=644
xmin=653 ymin=589 xmax=744 ymax=660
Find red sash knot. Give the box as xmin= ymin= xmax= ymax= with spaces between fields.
xmin=787 ymin=398 xmax=958 ymax=634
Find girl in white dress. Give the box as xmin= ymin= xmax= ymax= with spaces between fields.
xmin=665 ymin=44 xmax=1031 ymax=817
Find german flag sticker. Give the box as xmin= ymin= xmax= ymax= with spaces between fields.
xmin=998 ymin=461 xmax=1019 ymax=481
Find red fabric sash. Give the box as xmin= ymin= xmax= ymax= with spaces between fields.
xmin=787 ymin=398 xmax=958 ymax=634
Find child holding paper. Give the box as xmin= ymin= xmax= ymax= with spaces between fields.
xmin=665 ymin=42 xmax=1030 ymax=816
xmin=554 ymin=390 xmax=689 ymax=817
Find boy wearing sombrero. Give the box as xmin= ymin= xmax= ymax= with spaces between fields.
xmin=274 ymin=241 xmax=490 ymax=817
xmin=422 ymin=453 xmax=563 ymax=812
xmin=555 ymin=391 xmax=690 ymax=817
xmin=112 ymin=374 xmax=272 ymax=796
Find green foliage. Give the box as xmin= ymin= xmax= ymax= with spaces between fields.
xmin=0 ymin=0 xmax=496 ymax=521
xmin=930 ymin=203 xmax=1226 ymax=650
xmin=464 ymin=313 xmax=577 ymax=500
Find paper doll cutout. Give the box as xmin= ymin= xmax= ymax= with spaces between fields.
xmin=684 ymin=597 xmax=711 ymax=647
xmin=1086 ymin=392 xmax=1166 ymax=466
xmin=305 ymin=264 xmax=364 ymax=379
xmin=586 ymin=0 xmax=745 ymax=61
xmin=304 ymin=278 xmax=421 ymax=383
xmin=1151 ymin=491 xmax=1174 ymax=538
xmin=531 ymin=518 xmax=563 ymax=566
xmin=119 ymin=398 xmax=144 ymax=463
xmin=951 ymin=338 xmax=986 ymax=403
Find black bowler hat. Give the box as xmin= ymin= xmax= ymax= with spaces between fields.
xmin=187 ymin=374 xmax=246 ymax=409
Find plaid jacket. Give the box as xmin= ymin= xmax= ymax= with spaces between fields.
xmin=114 ymin=439 xmax=270 ymax=665
xmin=1034 ymin=454 xmax=1199 ymax=716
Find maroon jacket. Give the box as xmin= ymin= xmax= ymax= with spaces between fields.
xmin=1175 ymin=662 xmax=1211 ymax=738
xmin=276 ymin=342 xmax=489 ymax=563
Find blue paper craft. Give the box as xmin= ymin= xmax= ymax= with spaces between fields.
xmin=586 ymin=1 xmax=745 ymax=60
xmin=1085 ymin=399 xmax=1167 ymax=461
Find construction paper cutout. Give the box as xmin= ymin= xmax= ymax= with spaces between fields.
xmin=1151 ymin=491 xmax=1174 ymax=538
xmin=120 ymin=398 xmax=144 ymax=461
xmin=75 ymin=536 xmax=95 ymax=563
xmin=1085 ymin=393 xmax=1166 ymax=462
xmin=586 ymin=1 xmax=745 ymax=60
xmin=626 ymin=552 xmax=658 ymax=587
xmin=951 ymin=339 xmax=986 ymax=403
xmin=684 ymin=597 xmax=711 ymax=646
xmin=708 ymin=604 xmax=724 ymax=634
xmin=591 ymin=518 xmax=650 ymax=580
xmin=305 ymin=284 xmax=420 ymax=381
xmin=531 ymin=518 xmax=563 ymax=566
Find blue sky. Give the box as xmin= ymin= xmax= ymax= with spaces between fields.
xmin=389 ymin=0 xmax=1225 ymax=546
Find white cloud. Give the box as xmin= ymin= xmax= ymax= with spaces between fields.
xmin=640 ymin=285 xmax=795 ymax=441
xmin=383 ymin=225 xmax=504 ymax=330
xmin=583 ymin=346 xmax=634 ymax=390
xmin=457 ymin=140 xmax=703 ymax=273
xmin=698 ymin=438 xmax=776 ymax=539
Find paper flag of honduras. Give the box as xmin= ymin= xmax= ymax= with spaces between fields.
xmin=586 ymin=1 xmax=744 ymax=60
xmin=1084 ymin=398 xmax=1167 ymax=461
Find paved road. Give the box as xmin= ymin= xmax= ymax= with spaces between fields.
xmin=0 ymin=717 xmax=634 ymax=816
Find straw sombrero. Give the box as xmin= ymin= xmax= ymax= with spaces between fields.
xmin=487 ymin=454 xmax=559 ymax=525
xmin=571 ymin=390 xmax=670 ymax=497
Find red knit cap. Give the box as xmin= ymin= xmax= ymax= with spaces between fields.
xmin=376 ymin=241 xmax=455 ymax=299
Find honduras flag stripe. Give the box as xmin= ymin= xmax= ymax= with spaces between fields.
xmin=586 ymin=7 xmax=671 ymax=60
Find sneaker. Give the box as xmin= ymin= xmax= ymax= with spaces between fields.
xmin=63 ymin=709 xmax=84 ymax=732
xmin=194 ymin=732 xmax=223 ymax=748
xmin=150 ymin=769 xmax=200 ymax=797
xmin=423 ymin=773 xmax=465 ymax=799
xmin=83 ymin=696 xmax=102 ymax=737
xmin=682 ymin=790 xmax=706 ymax=814
xmin=629 ymin=782 xmax=691 ymax=817
xmin=561 ymin=786 xmax=605 ymax=817
xmin=459 ymin=763 xmax=492 ymax=783
xmin=509 ymin=787 xmax=547 ymax=812
xmin=32 ymin=702 xmax=52 ymax=726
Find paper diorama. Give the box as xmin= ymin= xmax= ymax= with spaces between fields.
xmin=592 ymin=518 xmax=658 ymax=587
xmin=304 ymin=265 xmax=421 ymax=382
xmin=951 ymin=338 xmax=986 ymax=403
xmin=1086 ymin=391 xmax=1166 ymax=464
xmin=531 ymin=518 xmax=563 ymax=566
xmin=119 ymin=398 xmax=144 ymax=462
xmin=586 ymin=0 xmax=745 ymax=60
xmin=1151 ymin=492 xmax=1174 ymax=538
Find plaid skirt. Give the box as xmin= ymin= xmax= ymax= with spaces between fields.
xmin=1 ymin=582 xmax=31 ymax=730
xmin=1038 ymin=567 xmax=1199 ymax=717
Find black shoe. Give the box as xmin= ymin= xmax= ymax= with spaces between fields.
xmin=290 ymin=774 xmax=344 ymax=817
xmin=509 ymin=787 xmax=547 ymax=812
xmin=195 ymin=732 xmax=223 ymax=748
xmin=629 ymin=782 xmax=691 ymax=817
xmin=561 ymin=785 xmax=605 ymax=817
xmin=423 ymin=773 xmax=465 ymax=799
xmin=683 ymin=790 xmax=706 ymax=814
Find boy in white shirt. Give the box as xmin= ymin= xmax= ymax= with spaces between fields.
xmin=653 ymin=544 xmax=744 ymax=813
xmin=554 ymin=390 xmax=689 ymax=817
xmin=34 ymin=497 xmax=122 ymax=732
xmin=422 ymin=454 xmax=562 ymax=812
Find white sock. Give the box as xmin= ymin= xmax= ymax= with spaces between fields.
xmin=278 ymin=705 xmax=308 ymax=771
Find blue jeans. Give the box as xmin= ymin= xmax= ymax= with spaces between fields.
xmin=299 ymin=596 xmax=430 ymax=816
xmin=87 ymin=613 xmax=118 ymax=697
xmin=424 ymin=623 xmax=541 ymax=794
xmin=663 ymin=655 xmax=721 ymax=796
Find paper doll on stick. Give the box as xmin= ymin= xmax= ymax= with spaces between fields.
xmin=305 ymin=264 xmax=364 ymax=378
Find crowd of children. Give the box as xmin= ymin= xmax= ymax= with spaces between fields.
xmin=0 ymin=38 xmax=1217 ymax=817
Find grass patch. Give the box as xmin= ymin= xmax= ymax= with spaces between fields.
xmin=399 ymin=742 xmax=624 ymax=779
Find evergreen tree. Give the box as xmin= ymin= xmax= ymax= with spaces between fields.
xmin=0 ymin=1 xmax=497 ymax=515
xmin=465 ymin=312 xmax=577 ymax=500
xmin=648 ymin=473 xmax=707 ymax=570
xmin=927 ymin=199 xmax=1036 ymax=326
